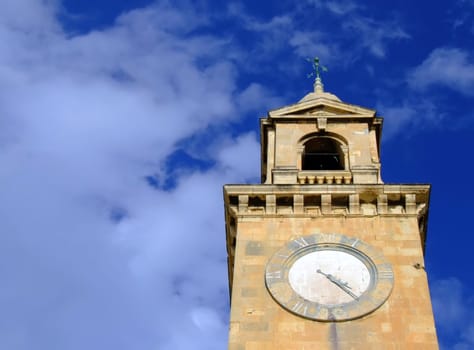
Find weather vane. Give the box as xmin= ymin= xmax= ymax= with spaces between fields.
xmin=307 ymin=56 xmax=328 ymax=93
xmin=307 ymin=57 xmax=328 ymax=80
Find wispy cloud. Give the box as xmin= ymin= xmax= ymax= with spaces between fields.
xmin=374 ymin=46 xmax=474 ymax=137
xmin=431 ymin=277 xmax=474 ymax=349
xmin=289 ymin=30 xmax=336 ymax=61
xmin=226 ymin=3 xmax=297 ymax=60
xmin=304 ymin=0 xmax=409 ymax=59
xmin=306 ymin=0 xmax=360 ymax=15
xmin=376 ymin=98 xmax=442 ymax=141
xmin=409 ymin=47 xmax=474 ymax=96
xmin=449 ymin=0 xmax=474 ymax=34
xmin=342 ymin=17 xmax=410 ymax=58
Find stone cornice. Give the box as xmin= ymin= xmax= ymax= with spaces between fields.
xmin=224 ymin=183 xmax=430 ymax=198
xmin=223 ymin=183 xmax=430 ymax=255
xmin=268 ymin=97 xmax=376 ymax=117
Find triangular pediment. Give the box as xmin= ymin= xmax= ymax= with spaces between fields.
xmin=268 ymin=96 xmax=376 ymax=119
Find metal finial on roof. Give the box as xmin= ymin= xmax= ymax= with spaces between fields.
xmin=307 ymin=57 xmax=328 ymax=93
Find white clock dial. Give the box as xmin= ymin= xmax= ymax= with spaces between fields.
xmin=288 ymin=250 xmax=371 ymax=305
xmin=265 ymin=234 xmax=394 ymax=321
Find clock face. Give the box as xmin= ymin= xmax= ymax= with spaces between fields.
xmin=288 ymin=249 xmax=371 ymax=305
xmin=265 ymin=234 xmax=394 ymax=322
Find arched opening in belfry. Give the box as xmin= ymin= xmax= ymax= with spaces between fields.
xmin=302 ymin=137 xmax=344 ymax=170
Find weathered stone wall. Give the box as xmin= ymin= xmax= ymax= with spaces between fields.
xmin=228 ymin=214 xmax=437 ymax=350
xmin=273 ymin=122 xmax=376 ymax=169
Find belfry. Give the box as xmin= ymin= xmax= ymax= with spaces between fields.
xmin=223 ymin=61 xmax=438 ymax=349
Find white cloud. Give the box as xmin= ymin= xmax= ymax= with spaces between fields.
xmin=377 ymin=102 xmax=417 ymax=140
xmin=325 ymin=0 xmax=359 ymax=15
xmin=376 ymin=98 xmax=441 ymax=141
xmin=227 ymin=4 xmax=296 ymax=60
xmin=223 ymin=0 xmax=411 ymax=84
xmin=409 ymin=47 xmax=474 ymax=96
xmin=0 ymin=0 xmax=60 ymax=33
xmin=237 ymin=83 xmax=284 ymax=114
xmin=191 ymin=307 xmax=224 ymax=332
xmin=235 ymin=12 xmax=293 ymax=33
xmin=432 ymin=277 xmax=474 ymax=349
xmin=216 ymin=132 xmax=260 ymax=182
xmin=289 ymin=31 xmax=335 ymax=61
xmin=307 ymin=0 xmax=359 ymax=15
xmin=304 ymin=0 xmax=409 ymax=59
xmin=375 ymin=47 xmax=474 ymax=138
xmin=342 ymin=17 xmax=409 ymax=58
xmin=449 ymin=0 xmax=474 ymax=34
xmin=432 ymin=278 xmax=466 ymax=330
xmin=0 ymin=1 xmax=265 ymax=349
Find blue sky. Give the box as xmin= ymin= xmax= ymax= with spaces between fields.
xmin=0 ymin=0 xmax=473 ymax=349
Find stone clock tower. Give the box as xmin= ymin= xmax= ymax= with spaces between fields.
xmin=223 ymin=75 xmax=439 ymax=349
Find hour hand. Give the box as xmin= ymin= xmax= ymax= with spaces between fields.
xmin=317 ymin=269 xmax=358 ymax=300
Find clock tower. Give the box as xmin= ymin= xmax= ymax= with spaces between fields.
xmin=223 ymin=73 xmax=439 ymax=349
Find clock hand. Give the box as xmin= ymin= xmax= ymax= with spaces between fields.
xmin=333 ymin=277 xmax=352 ymax=290
xmin=316 ymin=270 xmax=350 ymax=288
xmin=321 ymin=271 xmax=353 ymax=290
xmin=317 ymin=269 xmax=358 ymax=300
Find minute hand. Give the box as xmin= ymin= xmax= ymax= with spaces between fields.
xmin=317 ymin=269 xmax=359 ymax=300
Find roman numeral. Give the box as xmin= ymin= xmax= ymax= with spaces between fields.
xmin=351 ymin=239 xmax=360 ymax=248
xmin=266 ymin=270 xmax=282 ymax=280
xmin=378 ymin=270 xmax=394 ymax=279
xmin=294 ymin=237 xmax=309 ymax=248
xmin=291 ymin=300 xmax=309 ymax=316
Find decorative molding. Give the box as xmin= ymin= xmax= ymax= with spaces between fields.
xmin=268 ymin=97 xmax=376 ymax=118
xmin=317 ymin=117 xmax=327 ymax=130
xmin=311 ymin=110 xmax=334 ymax=116
xmin=298 ymin=170 xmax=352 ymax=185
xmin=225 ymin=185 xmax=430 ymax=219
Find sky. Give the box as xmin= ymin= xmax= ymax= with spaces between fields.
xmin=0 ymin=0 xmax=473 ymax=349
